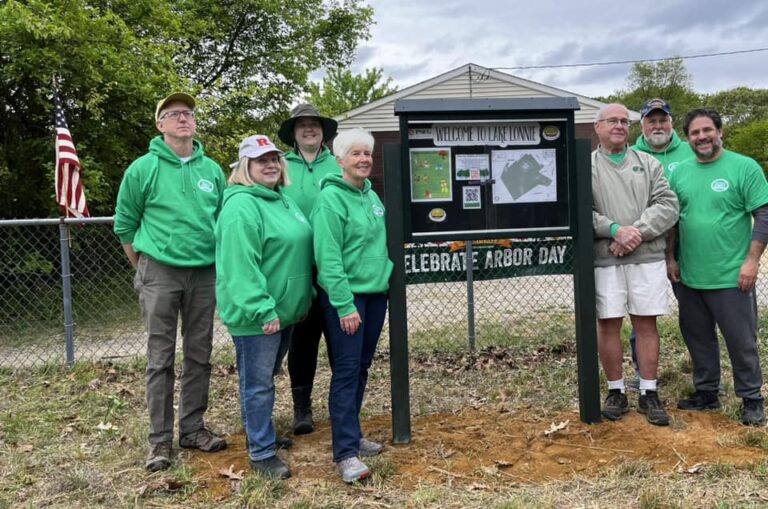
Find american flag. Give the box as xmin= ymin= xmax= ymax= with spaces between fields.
xmin=54 ymin=91 xmax=89 ymax=217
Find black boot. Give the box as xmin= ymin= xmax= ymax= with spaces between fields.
xmin=292 ymin=386 xmax=314 ymax=435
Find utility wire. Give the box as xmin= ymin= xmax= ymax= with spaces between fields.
xmin=493 ymin=47 xmax=768 ymax=71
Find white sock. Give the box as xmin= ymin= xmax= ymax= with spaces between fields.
xmin=607 ymin=379 xmax=625 ymax=393
xmin=639 ymin=378 xmax=657 ymax=395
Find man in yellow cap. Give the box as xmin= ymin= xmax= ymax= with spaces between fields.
xmin=114 ymin=92 xmax=227 ymax=471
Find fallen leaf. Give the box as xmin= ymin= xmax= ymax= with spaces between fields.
xmin=219 ymin=464 xmax=244 ymax=480
xmin=543 ymin=420 xmax=570 ymax=436
xmin=479 ymin=465 xmax=499 ymax=477
xmin=96 ymin=422 xmax=117 ymax=432
xmin=686 ymin=463 xmax=704 ymax=474
xmin=17 ymin=444 xmax=34 ymax=453
xmin=467 ymin=483 xmax=488 ymax=491
xmin=88 ymin=379 xmax=101 ymax=390
xmin=495 ymin=460 xmax=513 ymax=468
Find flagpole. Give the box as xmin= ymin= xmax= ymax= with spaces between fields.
xmin=53 ymin=76 xmax=76 ymax=366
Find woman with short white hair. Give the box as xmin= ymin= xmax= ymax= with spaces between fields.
xmin=311 ymin=128 xmax=394 ymax=483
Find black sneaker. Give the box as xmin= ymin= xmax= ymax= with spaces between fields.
xmin=638 ymin=391 xmax=670 ymax=426
xmin=251 ymin=455 xmax=291 ymax=480
xmin=602 ymin=389 xmax=629 ymax=421
xmin=741 ymin=398 xmax=766 ymax=426
xmin=677 ymin=390 xmax=721 ymax=410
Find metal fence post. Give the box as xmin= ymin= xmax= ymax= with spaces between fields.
xmin=466 ymin=240 xmax=476 ymax=351
xmin=59 ymin=221 xmax=75 ymax=367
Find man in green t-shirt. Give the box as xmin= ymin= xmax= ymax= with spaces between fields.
xmin=667 ymin=108 xmax=768 ymax=426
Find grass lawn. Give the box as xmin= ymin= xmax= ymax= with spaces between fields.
xmin=2 ymin=314 xmax=768 ymax=508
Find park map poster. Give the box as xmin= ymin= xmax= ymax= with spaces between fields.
xmin=410 ymin=147 xmax=453 ymax=202
xmin=491 ymin=149 xmax=557 ymax=204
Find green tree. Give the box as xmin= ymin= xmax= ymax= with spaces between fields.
xmin=702 ymin=87 xmax=768 ymax=127
xmin=597 ymin=58 xmax=701 ymax=141
xmin=726 ymin=120 xmax=768 ymax=171
xmin=306 ymin=67 xmax=398 ymax=118
xmin=0 ymin=0 xmax=373 ymax=218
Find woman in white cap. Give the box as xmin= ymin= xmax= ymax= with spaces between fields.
xmin=215 ymin=134 xmax=314 ymax=479
xmin=278 ymin=103 xmax=341 ymax=435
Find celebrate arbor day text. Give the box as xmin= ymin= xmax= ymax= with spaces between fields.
xmin=405 ymin=243 xmax=568 ymax=281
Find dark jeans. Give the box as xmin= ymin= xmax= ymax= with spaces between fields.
xmin=319 ymin=289 xmax=387 ymax=463
xmin=134 ymin=255 xmax=216 ymax=444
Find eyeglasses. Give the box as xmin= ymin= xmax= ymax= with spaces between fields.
xmin=597 ymin=118 xmax=631 ymax=127
xmin=161 ymin=110 xmax=195 ymax=121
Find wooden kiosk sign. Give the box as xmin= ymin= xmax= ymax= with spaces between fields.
xmin=383 ymin=98 xmax=601 ymax=443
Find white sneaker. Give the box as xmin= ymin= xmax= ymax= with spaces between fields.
xmin=359 ymin=437 xmax=383 ymax=457
xmin=336 ymin=456 xmax=370 ymax=483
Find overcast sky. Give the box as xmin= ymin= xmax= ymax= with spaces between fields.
xmin=350 ymin=0 xmax=768 ymax=98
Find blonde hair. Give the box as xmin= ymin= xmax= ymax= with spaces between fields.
xmin=228 ymin=155 xmax=291 ymax=188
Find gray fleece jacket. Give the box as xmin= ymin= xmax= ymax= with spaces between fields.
xmin=592 ymin=147 xmax=679 ymax=267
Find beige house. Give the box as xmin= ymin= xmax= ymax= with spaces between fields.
xmin=335 ymin=63 xmax=638 ymax=192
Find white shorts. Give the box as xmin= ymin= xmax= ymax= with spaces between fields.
xmin=594 ymin=260 xmax=670 ymax=319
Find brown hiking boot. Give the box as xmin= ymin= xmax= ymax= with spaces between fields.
xmin=145 ymin=442 xmax=172 ymax=472
xmin=179 ymin=428 xmax=227 ymax=452
xmin=638 ymin=390 xmax=670 ymax=426
xmin=601 ymin=389 xmax=629 ymax=421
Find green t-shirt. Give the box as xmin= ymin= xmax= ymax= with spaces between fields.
xmin=669 ymin=150 xmax=768 ymax=289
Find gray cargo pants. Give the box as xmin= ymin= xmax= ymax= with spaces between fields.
xmin=134 ymin=255 xmax=216 ymax=444
xmin=677 ymin=283 xmax=764 ymax=400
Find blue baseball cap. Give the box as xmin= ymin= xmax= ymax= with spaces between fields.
xmin=640 ymin=98 xmax=671 ymax=119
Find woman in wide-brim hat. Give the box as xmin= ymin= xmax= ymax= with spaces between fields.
xmin=278 ymin=104 xmax=342 ymax=437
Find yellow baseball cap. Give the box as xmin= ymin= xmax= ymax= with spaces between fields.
xmin=155 ymin=92 xmax=196 ymax=122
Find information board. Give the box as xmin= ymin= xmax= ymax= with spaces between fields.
xmin=395 ymin=98 xmax=579 ymax=242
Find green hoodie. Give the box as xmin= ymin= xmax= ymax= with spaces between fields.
xmin=310 ymin=174 xmax=393 ymax=317
xmin=631 ymin=130 xmax=695 ymax=177
xmin=114 ymin=136 xmax=225 ymax=267
xmin=283 ymin=147 xmax=342 ymax=217
xmin=215 ymin=184 xmax=314 ymax=335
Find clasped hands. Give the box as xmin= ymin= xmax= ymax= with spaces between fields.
xmin=609 ymin=225 xmax=642 ymax=257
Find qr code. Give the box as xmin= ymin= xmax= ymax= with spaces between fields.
xmin=464 ymin=187 xmax=479 ymax=201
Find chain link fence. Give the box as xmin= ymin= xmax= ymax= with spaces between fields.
xmin=3 ymin=217 xmax=767 ymax=368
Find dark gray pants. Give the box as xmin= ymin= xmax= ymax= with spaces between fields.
xmin=134 ymin=255 xmax=216 ymax=444
xmin=677 ymin=283 xmax=763 ymax=400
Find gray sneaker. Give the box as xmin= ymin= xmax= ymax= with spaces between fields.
xmin=359 ymin=437 xmax=383 ymax=457
xmin=337 ymin=456 xmax=370 ymax=483
xmin=145 ymin=442 xmax=172 ymax=472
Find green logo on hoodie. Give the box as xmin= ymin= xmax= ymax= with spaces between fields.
xmin=198 ymin=179 xmax=214 ymax=192
xmin=373 ymin=205 xmax=384 ymax=217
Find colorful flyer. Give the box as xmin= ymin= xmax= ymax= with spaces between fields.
xmin=410 ymin=148 xmax=453 ymax=202
xmin=455 ymin=154 xmax=490 ymax=181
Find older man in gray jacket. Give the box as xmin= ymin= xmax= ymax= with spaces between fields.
xmin=591 ymin=103 xmax=679 ymax=426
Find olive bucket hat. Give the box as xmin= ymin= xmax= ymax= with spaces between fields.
xmin=278 ymin=103 xmax=338 ymax=147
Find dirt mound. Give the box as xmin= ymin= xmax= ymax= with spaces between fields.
xmin=189 ymin=406 xmax=767 ymax=499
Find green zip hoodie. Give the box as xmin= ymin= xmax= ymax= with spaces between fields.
xmin=282 ymin=147 xmax=342 ymax=217
xmin=215 ymin=184 xmax=314 ymax=335
xmin=631 ymin=130 xmax=695 ymax=177
xmin=114 ymin=136 xmax=225 ymax=267
xmin=310 ymin=174 xmax=393 ymax=317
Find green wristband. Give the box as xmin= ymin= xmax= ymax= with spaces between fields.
xmin=610 ymin=224 xmax=620 ymax=238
